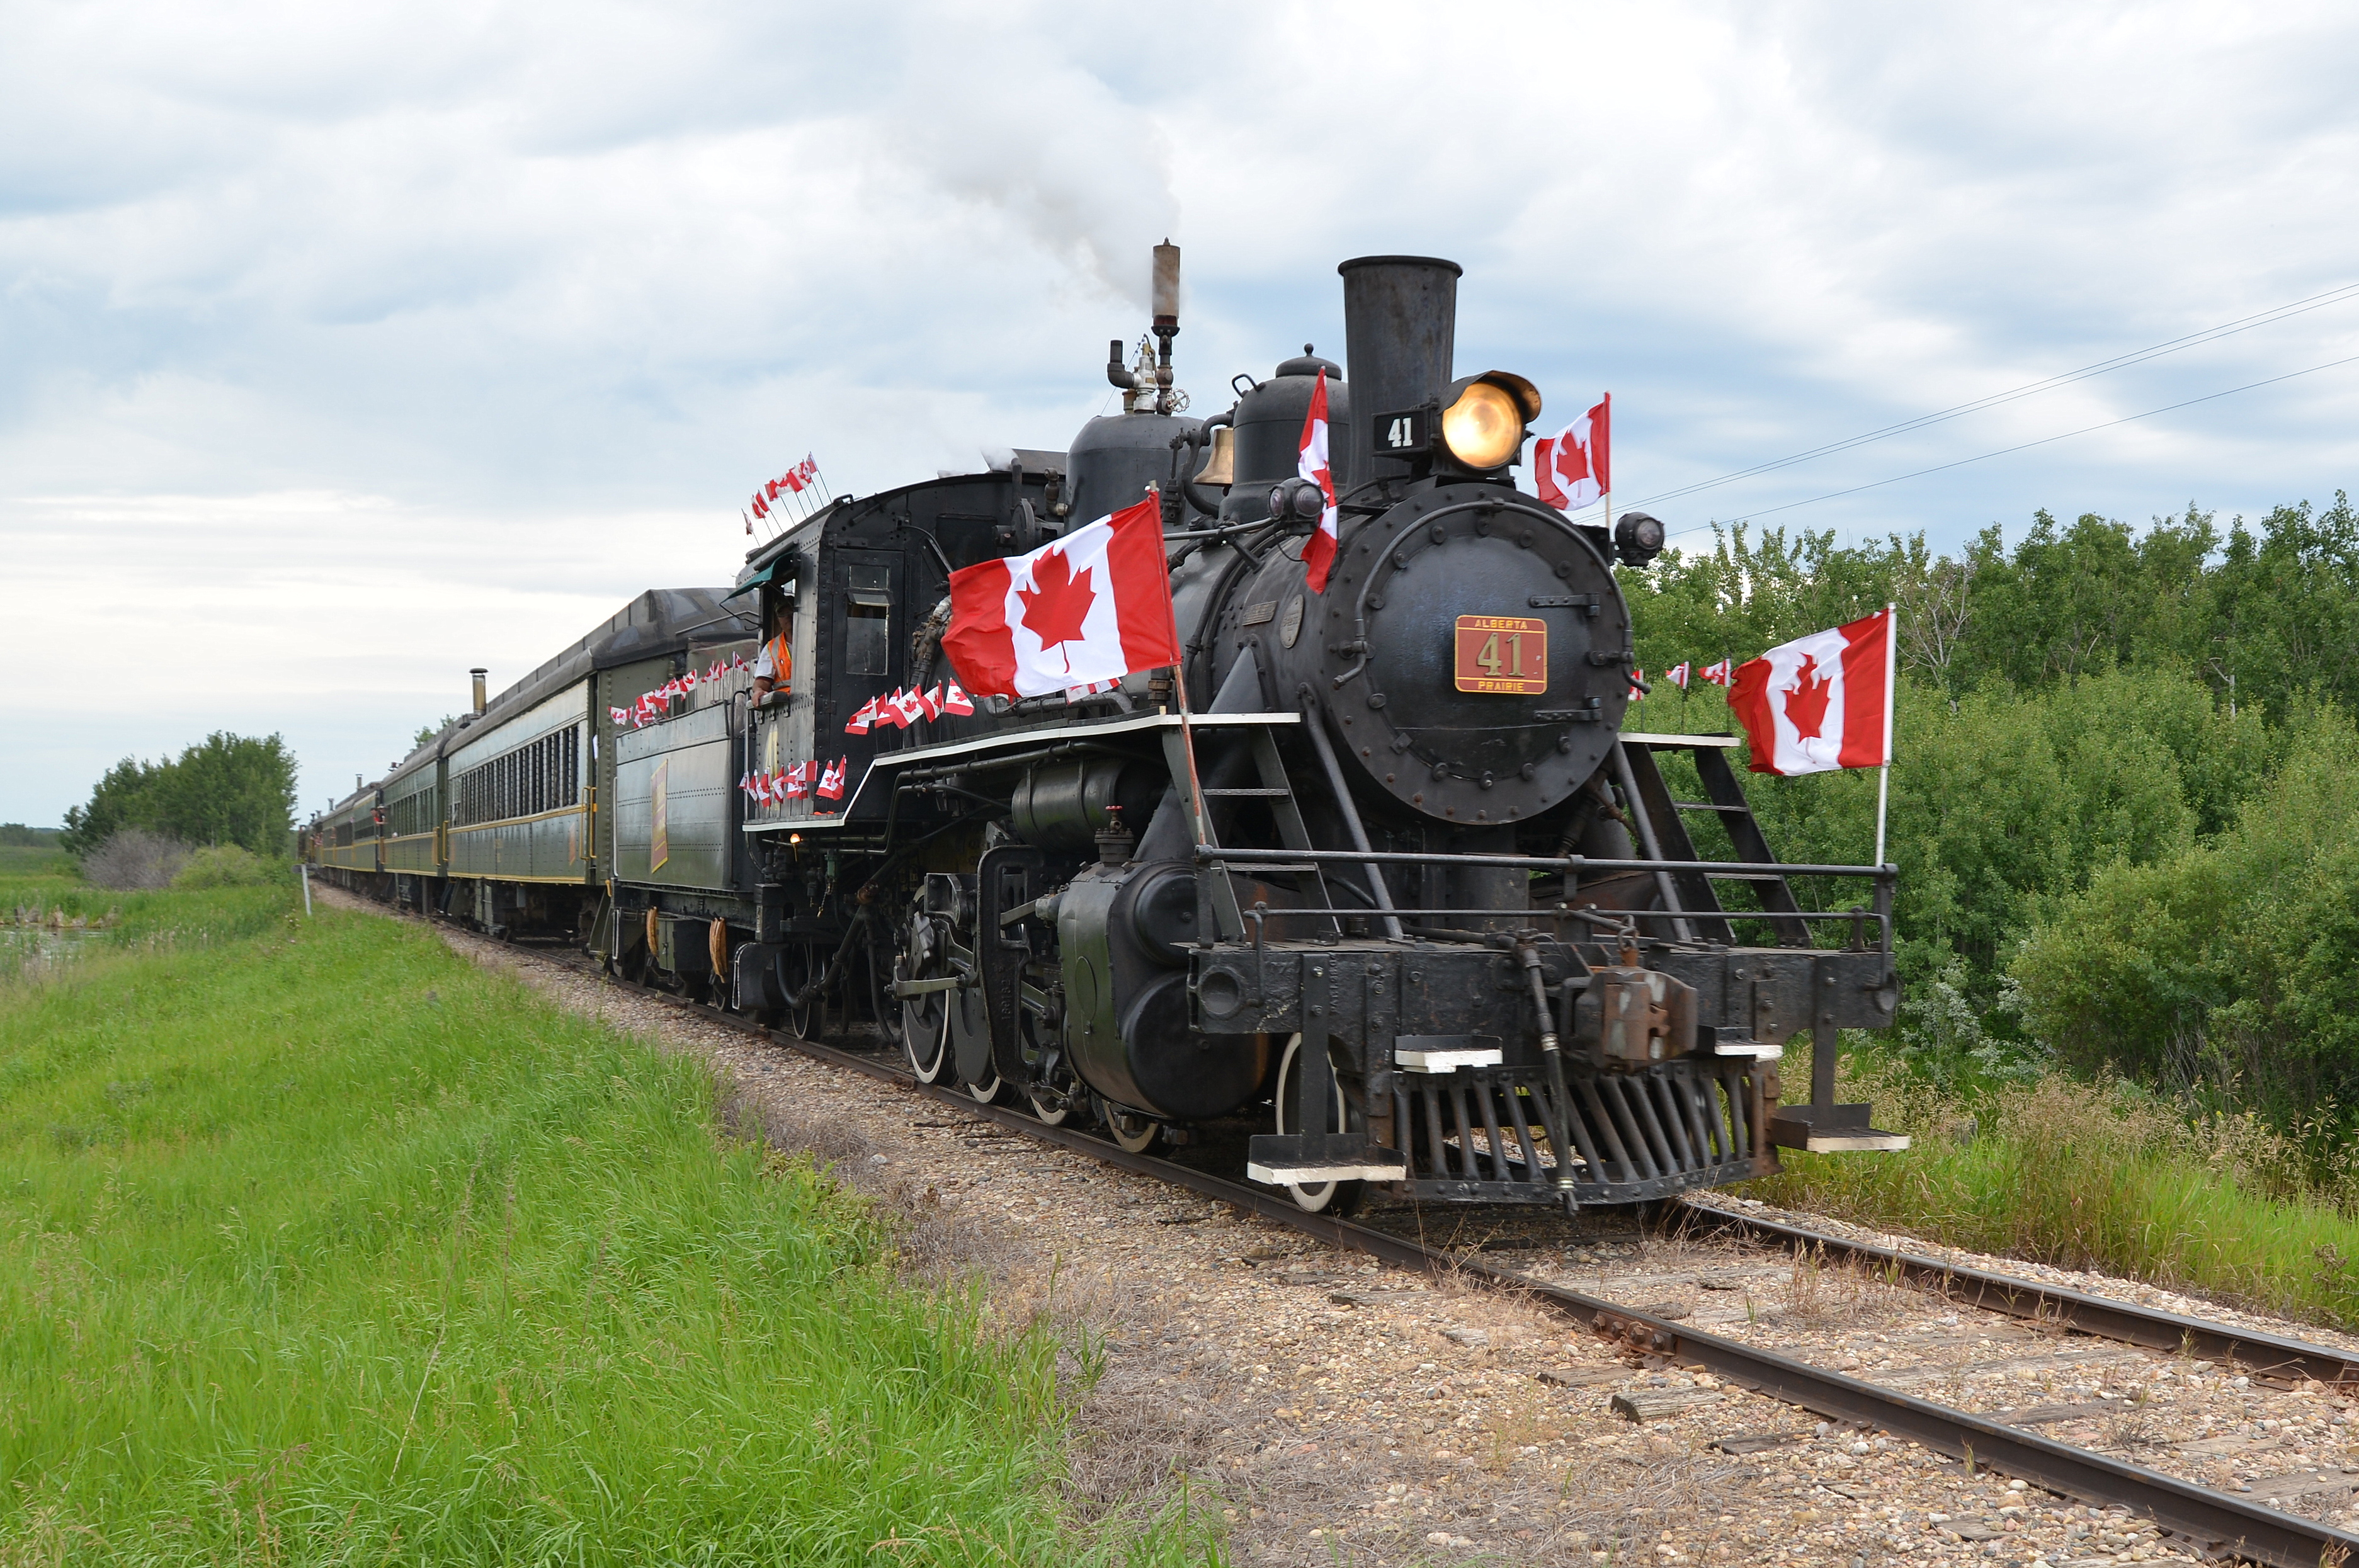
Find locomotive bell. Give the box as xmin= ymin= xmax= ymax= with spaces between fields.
xmin=1191 ymin=424 xmax=1236 ymax=487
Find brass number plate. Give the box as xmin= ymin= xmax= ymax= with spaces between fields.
xmin=1453 ymin=615 xmax=1548 ymax=694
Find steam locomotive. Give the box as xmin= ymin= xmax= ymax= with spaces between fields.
xmin=307 ymin=249 xmax=1904 ymax=1213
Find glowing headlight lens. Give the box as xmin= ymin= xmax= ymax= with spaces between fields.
xmin=1440 ymin=381 xmax=1524 ymax=469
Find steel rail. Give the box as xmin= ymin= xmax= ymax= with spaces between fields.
xmin=514 ymin=932 xmax=2359 ymax=1567
xmin=1685 ymin=1204 xmax=2359 ymax=1389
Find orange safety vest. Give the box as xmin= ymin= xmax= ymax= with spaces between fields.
xmin=764 ymin=633 xmax=792 ymax=687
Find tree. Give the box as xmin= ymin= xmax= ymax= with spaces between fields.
xmin=59 ymin=732 xmax=300 ymax=859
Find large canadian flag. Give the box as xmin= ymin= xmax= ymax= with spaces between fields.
xmin=1727 ymin=608 xmax=1896 ymax=776
xmin=941 ymin=496 xmax=1182 ymax=699
xmin=1534 ymin=394 xmax=1610 ymax=511
xmin=1299 ymin=368 xmax=1341 ymax=593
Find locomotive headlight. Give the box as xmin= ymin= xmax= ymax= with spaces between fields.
xmin=1438 ymin=372 xmax=1543 ymax=471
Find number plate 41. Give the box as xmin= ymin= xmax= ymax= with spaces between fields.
xmin=1453 ymin=615 xmax=1548 ymax=695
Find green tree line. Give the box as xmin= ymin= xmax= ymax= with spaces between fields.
xmin=60 ymin=732 xmax=300 ymax=860
xmin=1622 ymin=493 xmax=2359 ymax=1123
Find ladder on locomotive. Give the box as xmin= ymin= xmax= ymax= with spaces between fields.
xmin=1609 ymin=735 xmax=1815 ymax=948
xmin=1161 ymin=720 xmax=1341 ymax=943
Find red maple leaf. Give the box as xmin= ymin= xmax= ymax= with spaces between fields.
xmin=1017 ymin=547 xmax=1096 ymax=668
xmin=1783 ymin=652 xmax=1833 ymax=740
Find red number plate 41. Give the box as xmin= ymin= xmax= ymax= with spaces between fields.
xmin=1453 ymin=615 xmax=1548 ymax=695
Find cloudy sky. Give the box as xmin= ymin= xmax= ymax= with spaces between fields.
xmin=5 ymin=0 xmax=2357 ymax=827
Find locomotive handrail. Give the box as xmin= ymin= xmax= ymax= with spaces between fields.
xmin=1193 ymin=844 xmax=1896 ymax=880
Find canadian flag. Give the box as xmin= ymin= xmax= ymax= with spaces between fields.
xmin=785 ymin=760 xmax=812 ymax=798
xmin=610 ymin=706 xmax=630 ymax=725
xmin=941 ymin=496 xmax=1182 ymax=699
xmin=1065 ymin=678 xmax=1118 ymax=703
xmin=1665 ymin=661 xmax=1691 ymax=690
xmin=1700 ymin=658 xmax=1735 ymax=688
xmin=751 ymin=493 xmax=770 ymax=518
xmin=739 ymin=771 xmax=753 ymax=799
xmin=918 ymin=684 xmax=942 ymax=721
xmin=1629 ymin=668 xmax=1647 ymax=700
xmin=887 ymin=687 xmax=926 ymax=727
xmin=751 ymin=770 xmax=772 ymax=804
xmin=1729 ymin=607 xmax=1896 ymax=776
xmin=1534 ymin=394 xmax=1610 ymax=511
xmin=843 ymin=697 xmax=875 ymax=736
xmin=816 ymin=756 xmax=847 ymax=801
xmin=1299 ymin=368 xmax=1341 ymax=593
xmin=770 ymin=768 xmax=788 ymax=799
xmin=941 ymin=681 xmax=974 ymax=715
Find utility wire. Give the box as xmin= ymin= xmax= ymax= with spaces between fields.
xmin=1689 ymin=350 xmax=2359 ymax=530
xmin=1623 ymin=280 xmax=2359 ymax=512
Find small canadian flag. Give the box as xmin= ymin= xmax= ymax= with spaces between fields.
xmin=1665 ymin=661 xmax=1691 ymax=690
xmin=887 ymin=688 xmax=926 ymax=727
xmin=917 ymin=684 xmax=942 ymax=721
xmin=1729 ymin=608 xmax=1895 ymax=776
xmin=816 ymin=756 xmax=847 ymax=801
xmin=1700 ymin=658 xmax=1735 ymax=688
xmin=785 ymin=760 xmax=811 ymax=798
xmin=941 ymin=496 xmax=1181 ymax=699
xmin=1299 ymin=368 xmax=1340 ymax=593
xmin=1534 ymin=395 xmax=1610 ymax=511
xmin=844 ymin=697 xmax=876 ymax=736
xmin=610 ymin=707 xmax=630 ymax=725
xmin=942 ymin=681 xmax=974 ymax=715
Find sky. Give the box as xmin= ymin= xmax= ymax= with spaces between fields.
xmin=5 ymin=0 xmax=2358 ymax=827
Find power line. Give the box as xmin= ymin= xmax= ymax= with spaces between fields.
xmin=1623 ymin=280 xmax=2359 ymax=513
xmin=1683 ymin=350 xmax=2359 ymax=531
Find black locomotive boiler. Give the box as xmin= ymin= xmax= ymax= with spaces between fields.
xmin=310 ymin=249 xmax=1904 ymax=1213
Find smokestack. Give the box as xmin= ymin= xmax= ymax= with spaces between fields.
xmin=470 ymin=668 xmax=487 ymax=715
xmin=1151 ymin=241 xmax=1180 ymax=329
xmin=1151 ymin=241 xmax=1181 ymax=416
xmin=1337 ymin=255 xmax=1462 ymax=494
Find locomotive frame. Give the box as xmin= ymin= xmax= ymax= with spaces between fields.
xmin=309 ymin=248 xmax=1906 ymax=1214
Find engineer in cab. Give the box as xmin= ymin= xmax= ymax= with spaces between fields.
xmin=753 ymin=594 xmax=792 ymax=707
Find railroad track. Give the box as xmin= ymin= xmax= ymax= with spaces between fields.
xmin=506 ymin=928 xmax=2359 ymax=1567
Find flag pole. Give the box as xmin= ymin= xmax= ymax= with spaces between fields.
xmin=1151 ymin=485 xmax=1214 ymax=848
xmin=1874 ymin=599 xmax=1897 ymax=868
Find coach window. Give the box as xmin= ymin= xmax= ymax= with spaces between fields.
xmin=844 ymin=562 xmax=891 ymax=678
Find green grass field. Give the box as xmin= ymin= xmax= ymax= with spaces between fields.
xmin=1 ymin=893 xmax=1209 ymax=1565
xmin=1756 ymin=1057 xmax=2359 ymax=1330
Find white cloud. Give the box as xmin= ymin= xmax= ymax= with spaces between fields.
xmin=4 ymin=0 xmax=2359 ymax=823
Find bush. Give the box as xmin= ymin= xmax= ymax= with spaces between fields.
xmin=171 ymin=844 xmax=277 ymax=889
xmin=78 ymin=829 xmax=191 ymax=890
xmin=2013 ymin=701 xmax=2359 ymax=1121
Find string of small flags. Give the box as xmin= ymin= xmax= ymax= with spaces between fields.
xmin=843 ymin=681 xmax=975 ymax=734
xmin=608 ymin=652 xmax=751 ymax=729
xmin=1625 ymin=658 xmax=1737 ymax=700
xmin=746 ymin=455 xmax=826 ymax=538
xmin=740 ymin=756 xmax=848 ymax=806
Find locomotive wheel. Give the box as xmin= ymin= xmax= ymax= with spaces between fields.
xmin=1103 ymin=1101 xmax=1160 ymax=1154
xmin=782 ymin=945 xmax=821 ymax=1040
xmin=1026 ymin=1089 xmax=1073 ymax=1127
xmin=964 ymin=1058 xmax=1009 ymax=1106
xmin=899 ymin=911 xmax=954 ymax=1084
xmin=1273 ymin=1033 xmax=1367 ymax=1217
xmin=867 ymin=919 xmax=907 ymax=1053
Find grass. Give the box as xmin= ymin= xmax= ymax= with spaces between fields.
xmin=1 ymin=894 xmax=1210 ymax=1565
xmin=0 ymin=847 xmax=72 ymax=878
xmin=1755 ymin=1054 xmax=2359 ymax=1331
